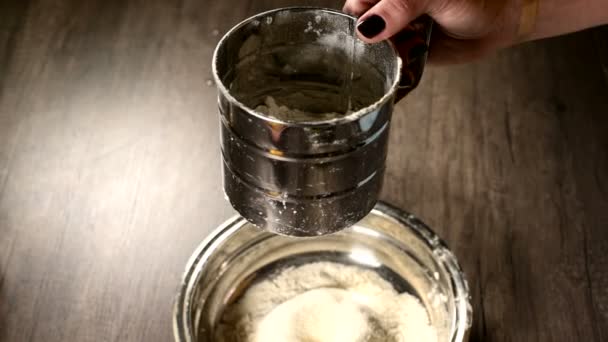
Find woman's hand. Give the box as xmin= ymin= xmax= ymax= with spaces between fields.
xmin=343 ymin=0 xmax=608 ymax=64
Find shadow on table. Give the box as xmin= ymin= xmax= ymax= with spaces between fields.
xmin=0 ymin=271 xmax=8 ymax=342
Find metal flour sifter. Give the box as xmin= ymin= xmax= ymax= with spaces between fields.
xmin=212 ymin=7 xmax=432 ymax=236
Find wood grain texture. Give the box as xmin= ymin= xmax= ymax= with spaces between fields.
xmin=0 ymin=0 xmax=606 ymax=341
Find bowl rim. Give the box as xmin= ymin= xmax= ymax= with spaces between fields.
xmin=173 ymin=201 xmax=472 ymax=342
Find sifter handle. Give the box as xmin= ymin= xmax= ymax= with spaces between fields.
xmin=394 ymin=15 xmax=434 ymax=102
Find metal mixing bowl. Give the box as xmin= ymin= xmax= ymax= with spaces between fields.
xmin=173 ymin=202 xmax=472 ymax=341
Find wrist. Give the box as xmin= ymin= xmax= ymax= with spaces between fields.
xmin=498 ymin=0 xmax=540 ymax=46
xmin=517 ymin=0 xmax=540 ymax=40
xmin=513 ymin=0 xmax=608 ymax=43
xmin=487 ymin=0 xmax=531 ymax=48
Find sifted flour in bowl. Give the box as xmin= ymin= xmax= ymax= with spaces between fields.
xmin=215 ymin=262 xmax=437 ymax=342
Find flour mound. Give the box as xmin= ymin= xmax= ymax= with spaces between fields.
xmin=215 ymin=262 xmax=437 ymax=342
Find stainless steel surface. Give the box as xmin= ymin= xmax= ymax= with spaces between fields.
xmin=213 ymin=7 xmax=431 ymax=236
xmin=173 ymin=201 xmax=472 ymax=342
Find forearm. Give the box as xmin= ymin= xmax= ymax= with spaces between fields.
xmin=516 ymin=0 xmax=608 ymax=42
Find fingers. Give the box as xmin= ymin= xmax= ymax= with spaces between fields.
xmin=355 ymin=0 xmax=428 ymax=43
xmin=343 ymin=0 xmax=380 ymax=17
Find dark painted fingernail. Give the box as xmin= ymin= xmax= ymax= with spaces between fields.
xmin=357 ymin=15 xmax=386 ymax=39
xmin=408 ymin=43 xmax=428 ymax=62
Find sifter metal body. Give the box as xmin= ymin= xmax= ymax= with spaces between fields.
xmin=213 ymin=7 xmax=431 ymax=236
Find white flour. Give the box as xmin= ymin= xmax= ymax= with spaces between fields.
xmin=215 ymin=262 xmax=437 ymax=342
xmin=255 ymin=96 xmax=347 ymax=122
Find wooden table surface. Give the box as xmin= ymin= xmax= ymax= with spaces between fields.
xmin=1 ymin=0 xmax=607 ymax=341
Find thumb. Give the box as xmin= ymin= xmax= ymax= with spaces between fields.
xmin=356 ymin=0 xmax=431 ymax=43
